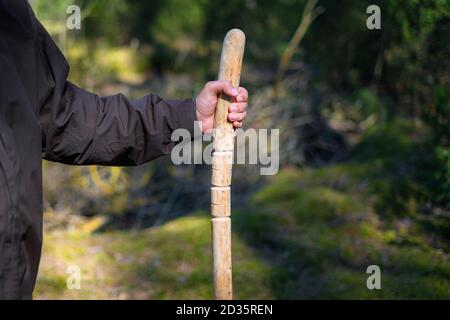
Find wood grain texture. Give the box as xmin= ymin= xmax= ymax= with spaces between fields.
xmin=211 ymin=152 xmax=233 ymax=187
xmin=211 ymin=29 xmax=246 ymax=300
xmin=211 ymin=187 xmax=231 ymax=218
xmin=212 ymin=217 xmax=232 ymax=300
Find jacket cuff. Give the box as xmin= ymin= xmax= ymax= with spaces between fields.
xmin=175 ymin=98 xmax=201 ymax=140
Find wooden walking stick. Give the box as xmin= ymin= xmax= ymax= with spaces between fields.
xmin=211 ymin=29 xmax=246 ymax=300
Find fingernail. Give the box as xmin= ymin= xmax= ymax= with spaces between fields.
xmin=231 ymin=105 xmax=238 ymax=112
xmin=232 ymin=88 xmax=239 ymax=96
xmin=230 ymin=113 xmax=236 ymax=121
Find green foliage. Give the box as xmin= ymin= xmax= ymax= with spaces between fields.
xmin=30 ymin=0 xmax=449 ymax=299
xmin=238 ymin=158 xmax=449 ymax=298
xmin=151 ymin=0 xmax=205 ymax=50
xmin=350 ymin=120 xmax=436 ymax=217
xmin=235 ymin=118 xmax=450 ymax=299
xmin=33 ymin=0 xmax=74 ymax=21
xmin=354 ymin=88 xmax=386 ymax=122
xmin=424 ymin=85 xmax=450 ymax=207
xmin=35 ymin=215 xmax=274 ymax=299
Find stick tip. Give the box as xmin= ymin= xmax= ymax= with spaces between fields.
xmin=224 ymin=29 xmax=246 ymax=46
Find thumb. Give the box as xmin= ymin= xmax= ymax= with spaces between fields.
xmin=205 ymin=80 xmax=239 ymax=97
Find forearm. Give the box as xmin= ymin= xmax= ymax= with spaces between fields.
xmin=41 ymin=82 xmax=197 ymax=166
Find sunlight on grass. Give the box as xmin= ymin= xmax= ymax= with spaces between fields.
xmin=35 ymin=215 xmax=274 ymax=300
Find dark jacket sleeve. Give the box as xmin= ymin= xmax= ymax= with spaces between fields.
xmin=36 ymin=21 xmax=197 ymax=166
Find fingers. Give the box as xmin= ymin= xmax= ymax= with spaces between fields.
xmin=236 ymin=87 xmax=248 ymax=103
xmin=229 ymin=102 xmax=247 ymax=113
xmin=203 ymin=81 xmax=248 ymax=129
xmin=228 ymin=91 xmax=248 ymax=128
xmin=228 ymin=111 xmax=247 ymax=123
xmin=233 ymin=121 xmax=243 ymax=128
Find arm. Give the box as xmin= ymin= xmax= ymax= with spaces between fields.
xmin=37 ymin=22 xmax=197 ymax=166
xmin=36 ymin=20 xmax=248 ymax=166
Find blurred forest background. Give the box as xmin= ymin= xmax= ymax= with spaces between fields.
xmin=31 ymin=0 xmax=449 ymax=299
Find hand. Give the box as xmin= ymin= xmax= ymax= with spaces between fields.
xmin=195 ymin=80 xmax=248 ymax=133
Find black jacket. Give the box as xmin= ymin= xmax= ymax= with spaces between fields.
xmin=0 ymin=0 xmax=197 ymax=299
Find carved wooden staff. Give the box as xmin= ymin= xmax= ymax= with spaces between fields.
xmin=211 ymin=29 xmax=246 ymax=300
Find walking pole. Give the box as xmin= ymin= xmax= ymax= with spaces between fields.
xmin=211 ymin=29 xmax=246 ymax=300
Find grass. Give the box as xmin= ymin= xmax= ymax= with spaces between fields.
xmin=35 ymin=119 xmax=449 ymax=299
xmin=35 ymin=215 xmax=274 ymax=300
xmin=234 ymin=120 xmax=449 ymax=299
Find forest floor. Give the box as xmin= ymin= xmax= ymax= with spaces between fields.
xmin=35 ymin=119 xmax=449 ymax=299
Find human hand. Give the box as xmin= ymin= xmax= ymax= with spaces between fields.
xmin=195 ymin=80 xmax=248 ymax=133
